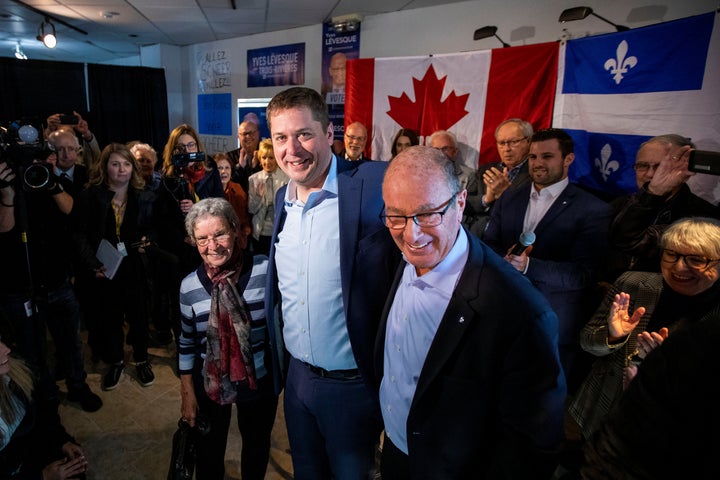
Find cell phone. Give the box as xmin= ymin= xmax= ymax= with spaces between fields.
xmin=688 ymin=150 xmax=720 ymax=176
xmin=59 ymin=114 xmax=79 ymax=125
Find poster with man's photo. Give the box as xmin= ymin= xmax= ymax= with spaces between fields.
xmin=322 ymin=23 xmax=360 ymax=140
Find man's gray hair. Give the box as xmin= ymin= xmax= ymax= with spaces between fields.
xmin=495 ymin=118 xmax=534 ymax=138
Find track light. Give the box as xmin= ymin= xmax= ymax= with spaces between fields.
xmin=37 ymin=17 xmax=57 ymax=48
xmin=559 ymin=7 xmax=629 ymax=32
xmin=14 ymin=42 xmax=27 ymax=60
xmin=473 ymin=26 xmax=510 ymax=48
xmin=330 ymin=14 xmax=362 ymax=34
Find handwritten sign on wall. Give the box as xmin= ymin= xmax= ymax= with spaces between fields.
xmin=197 ymin=49 xmax=231 ymax=92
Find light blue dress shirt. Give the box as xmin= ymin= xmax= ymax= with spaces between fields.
xmin=274 ymin=156 xmax=357 ymax=371
xmin=380 ymin=228 xmax=469 ymax=454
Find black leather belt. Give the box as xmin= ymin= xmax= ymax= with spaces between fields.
xmin=302 ymin=361 xmax=361 ymax=380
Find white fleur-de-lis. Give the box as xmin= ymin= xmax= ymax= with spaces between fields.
xmin=604 ymin=40 xmax=637 ymax=84
xmin=594 ymin=144 xmax=620 ymax=181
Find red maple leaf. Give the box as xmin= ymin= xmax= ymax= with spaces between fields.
xmin=386 ymin=64 xmax=470 ymax=137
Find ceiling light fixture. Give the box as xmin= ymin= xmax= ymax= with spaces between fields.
xmin=37 ymin=17 xmax=57 ymax=48
xmin=559 ymin=6 xmax=630 ymax=32
xmin=330 ymin=14 xmax=362 ymax=34
xmin=14 ymin=42 xmax=28 ymax=59
xmin=473 ymin=26 xmax=510 ymax=47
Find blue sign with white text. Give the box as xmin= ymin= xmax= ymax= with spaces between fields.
xmin=247 ymin=43 xmax=305 ymax=87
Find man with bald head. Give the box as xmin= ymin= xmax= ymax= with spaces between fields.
xmin=609 ymin=134 xmax=718 ymax=276
xmin=344 ymin=122 xmax=371 ymax=162
xmin=329 ymin=52 xmax=347 ymax=94
xmin=427 ymin=131 xmax=475 ymax=191
xmin=228 ymin=120 xmax=262 ymax=192
xmin=376 ymin=145 xmax=565 ymax=479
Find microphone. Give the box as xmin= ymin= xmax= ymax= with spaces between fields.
xmin=510 ymin=231 xmax=535 ymax=256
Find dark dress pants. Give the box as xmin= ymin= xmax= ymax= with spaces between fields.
xmin=192 ymin=366 xmax=278 ymax=480
xmin=284 ymin=356 xmax=382 ymax=480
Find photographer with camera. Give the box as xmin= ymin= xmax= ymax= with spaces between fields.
xmin=47 ymin=129 xmax=89 ymax=201
xmin=607 ymin=134 xmax=719 ymax=280
xmin=152 ymin=125 xmax=224 ymax=347
xmin=0 ymin=135 xmax=102 ymax=413
xmin=45 ymin=111 xmax=101 ymax=168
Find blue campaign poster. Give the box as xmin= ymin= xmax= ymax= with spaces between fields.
xmin=198 ymin=93 xmax=232 ymax=135
xmin=247 ymin=43 xmax=305 ymax=87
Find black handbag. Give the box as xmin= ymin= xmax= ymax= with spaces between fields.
xmin=167 ymin=416 xmax=209 ymax=480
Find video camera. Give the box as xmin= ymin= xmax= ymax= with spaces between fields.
xmin=0 ymin=119 xmax=55 ymax=191
xmin=171 ymin=151 xmax=206 ymax=172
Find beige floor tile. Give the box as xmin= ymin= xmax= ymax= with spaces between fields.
xmin=58 ymin=339 xmax=293 ymax=479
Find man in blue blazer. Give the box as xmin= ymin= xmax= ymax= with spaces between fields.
xmin=376 ymin=146 xmax=565 ymax=479
xmin=483 ymin=128 xmax=613 ymax=385
xmin=264 ymin=87 xmax=400 ymax=480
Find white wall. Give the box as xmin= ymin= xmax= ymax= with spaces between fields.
xmin=141 ymin=0 xmax=718 ymax=153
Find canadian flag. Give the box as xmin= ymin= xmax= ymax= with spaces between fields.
xmin=345 ymin=42 xmax=559 ymax=167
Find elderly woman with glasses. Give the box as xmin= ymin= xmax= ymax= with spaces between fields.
xmin=178 ymin=198 xmax=277 ymax=480
xmin=569 ymin=216 xmax=720 ymax=440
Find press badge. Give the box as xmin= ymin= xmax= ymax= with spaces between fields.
xmin=117 ymin=242 xmax=128 ymax=257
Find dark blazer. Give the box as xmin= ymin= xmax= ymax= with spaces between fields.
xmin=466 ymin=160 xmax=531 ymax=237
xmin=57 ymin=163 xmax=89 ymax=199
xmin=483 ymin=182 xmax=613 ymax=349
xmin=374 ymin=231 xmax=566 ymax=479
xmin=265 ymin=156 xmax=401 ymax=394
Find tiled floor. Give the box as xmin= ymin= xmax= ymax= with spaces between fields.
xmin=57 ymin=340 xmax=293 ymax=479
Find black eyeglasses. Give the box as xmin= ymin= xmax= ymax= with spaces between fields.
xmin=496 ymin=137 xmax=528 ymax=148
xmin=380 ymin=193 xmax=457 ymax=230
xmin=633 ymin=162 xmax=660 ymax=172
xmin=174 ymin=141 xmax=197 ymax=154
xmin=661 ymin=249 xmax=719 ymax=270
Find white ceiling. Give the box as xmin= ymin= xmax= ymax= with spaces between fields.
xmin=0 ymin=0 xmax=468 ymax=64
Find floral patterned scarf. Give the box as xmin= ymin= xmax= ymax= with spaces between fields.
xmin=203 ymin=244 xmax=256 ymax=405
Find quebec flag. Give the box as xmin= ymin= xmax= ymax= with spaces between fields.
xmin=554 ymin=12 xmax=720 ymax=199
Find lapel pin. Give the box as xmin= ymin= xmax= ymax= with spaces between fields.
xmin=459 ymin=316 xmax=465 ymax=323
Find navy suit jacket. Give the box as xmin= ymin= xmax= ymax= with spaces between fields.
xmin=374 ymin=231 xmax=566 ymax=479
xmin=265 ymin=156 xmax=401 ymax=394
xmin=483 ymin=182 xmax=613 ymax=347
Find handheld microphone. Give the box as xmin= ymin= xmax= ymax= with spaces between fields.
xmin=510 ymin=231 xmax=535 ymax=256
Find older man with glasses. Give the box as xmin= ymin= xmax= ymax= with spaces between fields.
xmin=228 ymin=120 xmax=262 ymax=193
xmin=376 ymin=145 xmax=565 ymax=480
xmin=607 ymin=134 xmax=718 ymax=279
xmin=343 ymin=122 xmax=372 ymax=162
xmin=466 ymin=118 xmax=534 ymax=237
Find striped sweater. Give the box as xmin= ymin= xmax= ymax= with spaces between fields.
xmin=178 ymin=254 xmax=269 ymax=379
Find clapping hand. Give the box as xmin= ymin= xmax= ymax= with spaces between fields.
xmin=636 ymin=327 xmax=669 ymax=359
xmin=607 ymin=292 xmax=646 ymax=341
xmin=482 ymin=166 xmax=511 ymax=204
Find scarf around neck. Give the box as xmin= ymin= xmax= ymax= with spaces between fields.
xmin=203 ymin=243 xmax=256 ymax=404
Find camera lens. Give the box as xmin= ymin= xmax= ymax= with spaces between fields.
xmin=23 ymin=163 xmax=51 ymax=190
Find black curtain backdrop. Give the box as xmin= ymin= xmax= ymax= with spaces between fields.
xmin=1 ymin=57 xmax=86 ymax=125
xmin=87 ymin=64 xmax=169 ymax=153
xmin=1 ymin=58 xmax=168 ymax=155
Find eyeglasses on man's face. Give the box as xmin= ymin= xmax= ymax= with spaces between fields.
xmin=380 ymin=193 xmax=457 ymax=230
xmin=496 ymin=137 xmax=528 ymax=148
xmin=195 ymin=230 xmax=232 ymax=247
xmin=345 ymin=134 xmax=366 ymax=143
xmin=662 ymin=249 xmax=719 ymax=270
xmin=174 ymin=141 xmax=197 ymax=154
xmin=239 ymin=130 xmax=258 ymax=138
xmin=633 ymin=162 xmax=660 ymax=173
